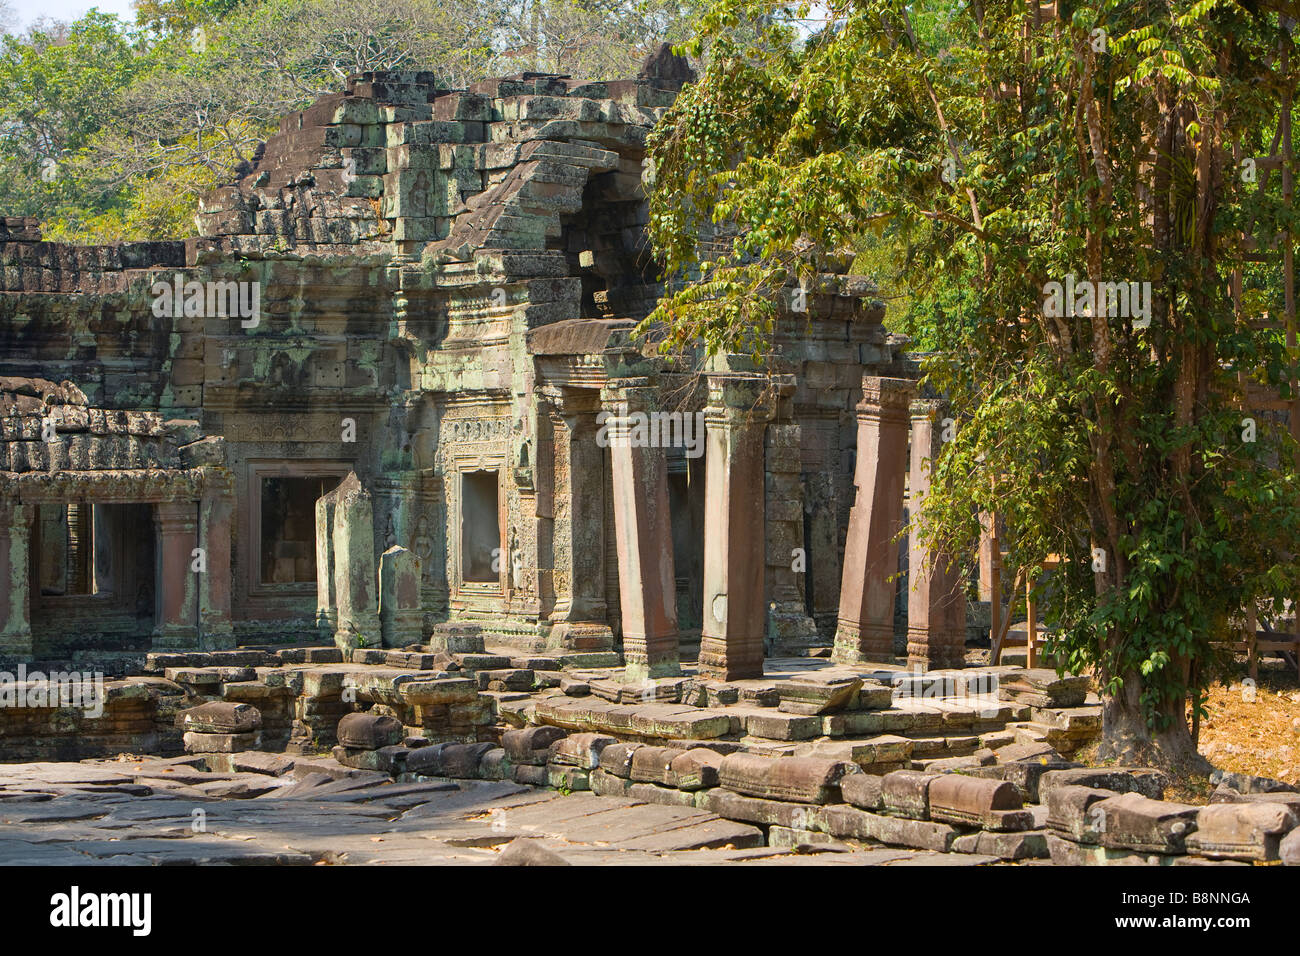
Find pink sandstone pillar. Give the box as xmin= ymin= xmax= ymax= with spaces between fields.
xmin=154 ymin=500 xmax=200 ymax=650
xmin=698 ymin=374 xmax=771 ymax=681
xmin=0 ymin=501 xmax=33 ymax=659
xmin=602 ymin=381 xmax=680 ymax=680
xmin=906 ymin=400 xmax=967 ymax=669
xmin=833 ymin=376 xmax=915 ymax=663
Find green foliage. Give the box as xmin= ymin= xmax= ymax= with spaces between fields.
xmin=647 ymin=0 xmax=1300 ymax=756
xmin=0 ymin=0 xmax=706 ymax=240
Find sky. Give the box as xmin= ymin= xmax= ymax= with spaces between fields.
xmin=6 ymin=0 xmax=137 ymax=31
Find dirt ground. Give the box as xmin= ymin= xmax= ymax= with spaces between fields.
xmin=1196 ymin=661 xmax=1300 ymax=786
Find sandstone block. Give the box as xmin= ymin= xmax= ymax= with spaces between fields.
xmin=502 ymin=725 xmax=567 ymax=764
xmin=927 ymin=774 xmax=1022 ymax=828
xmin=549 ymin=732 xmax=617 ymax=769
xmin=1095 ymin=792 xmax=1199 ymax=854
xmin=1186 ymin=803 xmax=1297 ymax=862
xmin=881 ymin=770 xmax=940 ymax=820
xmin=336 ymin=712 xmax=404 ymax=749
xmin=718 ymin=753 xmax=860 ymax=805
xmin=670 ymin=749 xmax=724 ymax=791
xmin=597 ymin=741 xmax=643 ymax=778
xmin=180 ymin=701 xmax=261 ymax=734
xmin=183 ymin=730 xmax=261 ymax=753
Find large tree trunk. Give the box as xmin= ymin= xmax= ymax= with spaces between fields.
xmin=1098 ymin=675 xmax=1210 ymax=771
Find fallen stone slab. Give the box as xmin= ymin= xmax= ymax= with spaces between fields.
xmin=744 ymin=710 xmax=823 ymax=741
xmin=514 ymin=765 xmax=548 ymax=786
xmin=1185 ymin=802 xmax=1297 ymax=862
xmin=670 ymin=749 xmax=724 ymax=791
xmin=440 ymin=742 xmax=496 ymax=778
xmin=795 ymin=735 xmax=913 ymax=769
xmin=822 ymin=805 xmax=960 ymax=852
xmin=180 ymin=701 xmax=262 ymax=734
xmin=1210 ymin=769 xmax=1298 ymax=795
xmin=183 ymin=731 xmax=261 ymax=754
xmin=776 ymin=676 xmax=862 ymax=715
xmin=1037 ymin=766 xmax=1168 ymax=805
xmin=547 ymin=766 xmax=590 ymax=791
xmin=927 ymin=775 xmax=1023 ymax=828
xmin=702 ymin=789 xmax=829 ymax=831
xmin=597 ymin=742 xmax=643 ymax=778
xmin=1282 ymin=828 xmax=1300 ymax=866
xmin=1208 ymin=788 xmax=1300 ymax=816
xmin=226 ymin=752 xmax=297 ymax=777
xmin=719 ymin=754 xmax=860 ymax=805
xmin=404 ymin=743 xmax=447 ymax=776
xmin=550 ymin=732 xmax=617 ymax=769
xmin=1095 ymin=792 xmax=1199 ymax=854
xmin=630 ymin=746 xmax=687 ymax=786
xmin=842 ymin=774 xmax=884 ymax=810
xmin=397 ymin=678 xmax=479 ymax=705
xmin=1046 ymin=784 xmax=1112 ymax=843
xmin=332 ymin=745 xmax=409 ymax=773
xmin=591 ymin=768 xmax=632 ymax=798
xmin=502 ymin=725 xmax=567 ymax=765
xmin=951 ymin=829 xmax=1050 ymax=860
xmin=881 ymin=770 xmax=940 ymax=820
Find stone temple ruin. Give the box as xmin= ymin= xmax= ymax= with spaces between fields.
xmin=2 ymin=56 xmax=1297 ymax=866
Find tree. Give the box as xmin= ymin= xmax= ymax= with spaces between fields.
xmin=646 ymin=0 xmax=1300 ymax=768
xmin=0 ymin=11 xmax=142 ymax=220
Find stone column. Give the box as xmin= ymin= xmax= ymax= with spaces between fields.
xmin=379 ymin=545 xmax=422 ymax=647
xmin=314 ymin=493 xmax=338 ymax=639
xmin=698 ymin=372 xmax=771 ymax=681
xmin=0 ymin=501 xmax=33 ymax=660
xmin=331 ymin=473 xmax=381 ymax=649
xmin=906 ymin=400 xmax=967 ymax=669
xmin=198 ymin=488 xmax=235 ymax=650
xmin=833 ymin=376 xmax=916 ymax=663
xmin=153 ymin=500 xmax=200 ymax=650
xmin=602 ymin=379 xmax=680 ymax=680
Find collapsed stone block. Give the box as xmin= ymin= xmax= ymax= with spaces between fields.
xmin=718 ymin=753 xmax=861 ymax=805
xmin=336 ymin=712 xmax=404 ymax=749
xmin=440 ymin=742 xmax=495 ymax=777
xmin=1185 ymin=803 xmax=1297 ymax=862
xmin=842 ymin=773 xmax=884 ymax=810
xmin=670 ymin=749 xmax=724 ymax=791
xmin=549 ymin=732 xmax=617 ymax=769
xmin=776 ymin=676 xmax=862 ymax=715
xmin=1037 ymin=766 xmax=1167 ymax=805
xmin=629 ymin=746 xmax=686 ymax=786
xmin=1046 ymin=784 xmax=1112 ymax=843
xmin=183 ymin=731 xmax=261 ymax=753
xmin=1094 ymin=792 xmax=1199 ymax=854
xmin=597 ymin=741 xmax=643 ymax=778
xmin=502 ymin=725 xmax=567 ymax=764
xmin=180 ymin=701 xmax=261 ymax=734
xmin=926 ymin=775 xmax=1023 ymax=828
xmin=881 ymin=770 xmax=940 ymax=820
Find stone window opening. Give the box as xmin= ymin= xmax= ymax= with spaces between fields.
xmin=461 ymin=469 xmax=502 ymax=585
xmin=37 ymin=502 xmax=114 ymax=597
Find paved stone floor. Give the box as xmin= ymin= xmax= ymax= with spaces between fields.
xmin=0 ymin=760 xmax=1004 ymax=866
